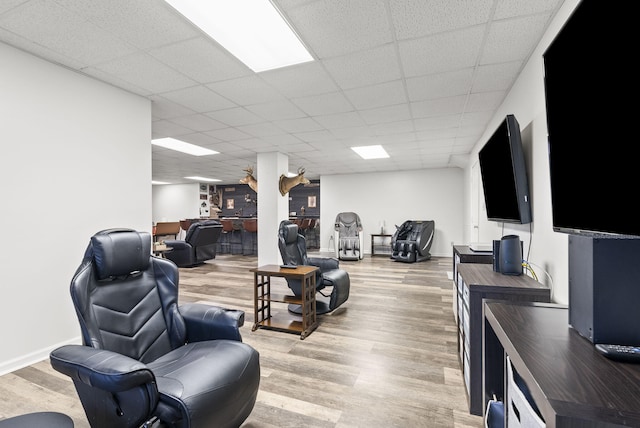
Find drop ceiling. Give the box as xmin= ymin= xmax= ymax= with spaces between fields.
xmin=0 ymin=0 xmax=564 ymax=184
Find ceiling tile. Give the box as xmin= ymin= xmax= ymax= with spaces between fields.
xmin=472 ymin=62 xmax=522 ymax=92
xmin=344 ymin=80 xmax=407 ymax=110
xmin=148 ymin=37 xmax=251 ymax=83
xmin=207 ymin=75 xmax=284 ymax=105
xmin=89 ymin=52 xmax=196 ymax=93
xmin=0 ymin=0 xmax=137 ymax=65
xmin=399 ymin=26 xmax=485 ymax=77
xmin=360 ymin=104 xmax=412 ymax=125
xmin=285 ymin=0 xmax=392 ymax=58
xmin=292 ymin=92 xmax=353 ymax=116
xmin=273 ymin=117 xmax=324 ymax=133
xmin=161 ymin=85 xmax=236 ymax=112
xmin=313 ymin=111 xmax=366 ymax=130
xmin=54 ymin=0 xmax=200 ymax=50
xmin=168 ymin=114 xmax=228 ymax=132
xmin=205 ymin=107 xmax=265 ymax=127
xmin=245 ymin=100 xmax=306 ymax=121
xmin=321 ymin=44 xmax=402 ymax=90
xmin=480 ymin=14 xmax=552 ymax=64
xmin=411 ymin=95 xmax=467 ymax=119
xmin=259 ymin=61 xmax=338 ymax=98
xmin=150 ymin=95 xmax=196 ymax=120
xmin=236 ymin=122 xmax=287 ymax=138
xmin=406 ymin=68 xmax=474 ymax=102
xmin=494 ymin=0 xmax=563 ymax=19
xmin=389 ymin=0 xmax=493 ymax=40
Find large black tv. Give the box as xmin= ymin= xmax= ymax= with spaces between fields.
xmin=478 ymin=114 xmax=532 ymax=224
xmin=544 ymin=0 xmax=638 ymax=237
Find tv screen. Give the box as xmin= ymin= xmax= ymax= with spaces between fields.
xmin=478 ymin=114 xmax=532 ymax=224
xmin=544 ymin=0 xmax=638 ymax=236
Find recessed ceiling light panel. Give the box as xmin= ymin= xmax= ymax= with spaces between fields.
xmin=164 ymin=0 xmax=313 ymax=72
xmin=185 ymin=176 xmax=221 ymax=182
xmin=351 ymin=145 xmax=390 ymax=160
xmin=152 ymin=138 xmax=218 ymax=156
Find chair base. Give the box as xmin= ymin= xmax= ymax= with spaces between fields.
xmin=288 ymin=301 xmax=331 ymax=315
xmin=0 ymin=412 xmax=74 ymax=428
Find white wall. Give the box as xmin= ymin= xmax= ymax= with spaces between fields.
xmin=321 ymin=168 xmax=464 ymax=257
xmin=0 ymin=42 xmax=151 ymax=374
xmin=152 ymin=183 xmax=200 ymax=224
xmin=466 ymin=0 xmax=581 ymax=304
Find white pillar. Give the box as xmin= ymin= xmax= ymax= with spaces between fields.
xmin=257 ymin=152 xmax=289 ymax=266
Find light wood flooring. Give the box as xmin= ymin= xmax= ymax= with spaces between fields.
xmin=0 ymin=253 xmax=483 ymax=428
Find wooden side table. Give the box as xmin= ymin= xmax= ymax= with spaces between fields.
xmin=250 ymin=264 xmax=319 ymax=339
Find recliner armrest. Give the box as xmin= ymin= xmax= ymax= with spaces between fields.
xmin=163 ymin=239 xmax=190 ymax=250
xmin=50 ymin=345 xmax=156 ymax=393
xmin=308 ymin=257 xmax=339 ymax=272
xmin=179 ymin=303 xmax=244 ymax=342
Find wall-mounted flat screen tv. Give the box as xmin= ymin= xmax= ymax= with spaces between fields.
xmin=543 ymin=0 xmax=638 ymax=236
xmin=478 ymin=114 xmax=532 ymax=224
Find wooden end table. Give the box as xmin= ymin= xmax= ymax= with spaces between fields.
xmin=250 ymin=264 xmax=319 ymax=339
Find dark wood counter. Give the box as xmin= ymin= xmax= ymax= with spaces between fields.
xmin=484 ymin=302 xmax=640 ymax=427
xmin=457 ymin=263 xmax=550 ymax=416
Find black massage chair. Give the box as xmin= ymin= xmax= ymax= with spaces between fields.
xmin=391 ymin=220 xmax=435 ymax=263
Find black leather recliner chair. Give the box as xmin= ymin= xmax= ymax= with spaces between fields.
xmin=49 ymin=228 xmax=260 ymax=428
xmin=278 ymin=220 xmax=350 ymax=315
xmin=391 ymin=220 xmax=435 ymax=263
xmin=164 ymin=219 xmax=223 ymax=267
xmin=334 ymin=212 xmax=364 ymax=261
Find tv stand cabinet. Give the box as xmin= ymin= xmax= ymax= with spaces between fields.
xmin=484 ymin=302 xmax=640 ymax=427
xmin=452 ymin=245 xmax=493 ymax=322
xmin=456 ymin=263 xmax=550 ymax=416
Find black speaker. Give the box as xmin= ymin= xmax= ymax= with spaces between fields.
xmin=499 ymin=235 xmax=522 ymax=275
xmin=569 ymin=235 xmax=640 ymax=345
xmin=492 ymin=240 xmax=501 ymax=272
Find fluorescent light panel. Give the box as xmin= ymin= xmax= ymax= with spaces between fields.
xmin=164 ymin=0 xmax=313 ymax=72
xmin=351 ymin=145 xmax=390 ymax=160
xmin=152 ymin=180 xmax=171 ymax=185
xmin=152 ymin=138 xmax=218 ymax=156
xmin=185 ymin=176 xmax=221 ymax=182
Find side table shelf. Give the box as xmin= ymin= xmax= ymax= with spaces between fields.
xmin=250 ymin=264 xmax=319 ymax=339
xmin=371 ymin=234 xmax=392 ymax=256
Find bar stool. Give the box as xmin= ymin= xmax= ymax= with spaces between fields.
xmin=219 ymin=219 xmax=234 ymax=254
xmin=306 ymin=218 xmax=319 ymax=249
xmin=242 ymin=218 xmax=258 ymax=255
xmin=230 ymin=220 xmax=244 ymax=254
xmin=299 ymin=218 xmax=311 ymax=236
xmin=179 ymin=219 xmax=193 ymax=240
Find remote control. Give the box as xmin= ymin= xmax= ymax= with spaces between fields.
xmin=595 ymin=344 xmax=640 ymax=363
xmin=280 ymin=264 xmax=297 ymax=269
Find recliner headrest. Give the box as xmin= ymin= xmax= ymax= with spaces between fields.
xmin=281 ymin=223 xmax=299 ymax=245
xmin=86 ymin=229 xmax=151 ymax=280
xmin=185 ymin=219 xmax=220 ymax=241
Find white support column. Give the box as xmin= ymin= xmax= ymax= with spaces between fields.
xmin=257 ymin=152 xmax=289 ymax=266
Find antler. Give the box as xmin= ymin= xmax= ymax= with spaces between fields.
xmin=243 ymin=166 xmax=254 ymax=175
xmin=297 ymin=167 xmax=305 ymax=175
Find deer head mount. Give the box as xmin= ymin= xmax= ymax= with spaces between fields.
xmin=239 ymin=166 xmax=258 ymax=193
xmin=279 ymin=167 xmax=310 ymax=196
